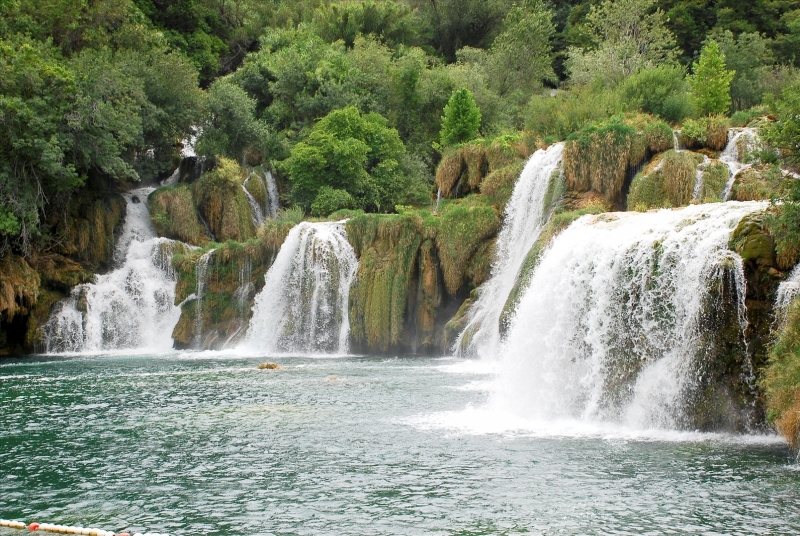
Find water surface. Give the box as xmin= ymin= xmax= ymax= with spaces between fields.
xmin=1 ymin=353 xmax=798 ymax=535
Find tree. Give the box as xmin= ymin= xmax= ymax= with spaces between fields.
xmin=485 ymin=0 xmax=556 ymax=98
xmin=440 ymin=88 xmax=481 ymax=147
xmin=196 ymin=78 xmax=273 ymax=163
xmin=565 ymin=0 xmax=677 ymax=87
xmin=284 ymin=106 xmax=409 ymax=212
xmin=763 ymin=83 xmax=800 ymax=167
xmin=688 ymin=40 xmax=735 ymax=116
xmin=712 ymin=30 xmax=772 ymax=111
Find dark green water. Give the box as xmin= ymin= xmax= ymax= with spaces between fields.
xmin=1 ymin=353 xmax=799 ymax=535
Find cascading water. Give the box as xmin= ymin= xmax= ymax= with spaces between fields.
xmin=244 ymin=221 xmax=358 ymax=355
xmin=454 ymin=143 xmax=564 ymax=357
xmin=42 ymin=188 xmax=183 ymax=353
xmin=243 ymin=169 xmax=280 ymax=226
xmin=193 ymin=250 xmax=214 ymax=347
xmin=242 ymin=176 xmax=265 ymax=227
xmin=492 ymin=201 xmax=766 ymax=430
xmin=721 ymin=128 xmax=759 ymax=200
xmin=263 ymin=169 xmax=280 ymax=219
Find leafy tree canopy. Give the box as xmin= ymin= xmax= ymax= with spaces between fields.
xmin=440 ymin=88 xmax=482 ymax=147
xmin=688 ymin=40 xmax=735 ymax=116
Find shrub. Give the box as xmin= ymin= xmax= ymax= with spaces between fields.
xmin=618 ymin=64 xmax=690 ymax=123
xmin=311 ymin=187 xmax=356 ymax=217
xmin=643 ymin=121 xmax=675 ymax=153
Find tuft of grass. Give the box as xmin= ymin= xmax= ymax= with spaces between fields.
xmin=662 ymin=150 xmax=699 ymax=207
xmin=643 ymin=121 xmax=674 ymax=153
xmin=701 ymin=161 xmax=729 ymax=202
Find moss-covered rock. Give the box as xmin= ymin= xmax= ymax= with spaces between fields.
xmin=52 ymin=191 xmax=126 ymax=272
xmin=192 ymin=157 xmax=256 ymax=242
xmin=0 ymin=255 xmax=41 ymax=354
xmin=171 ymin=227 xmax=292 ymax=350
xmin=729 ymin=165 xmax=787 ymax=202
xmin=149 ymin=185 xmax=210 ymax=247
xmin=627 ymin=150 xmax=701 ymax=210
xmin=700 ymin=161 xmax=729 ymax=202
xmin=563 ymin=121 xmax=639 ymax=206
xmin=435 ymin=136 xmax=530 ymax=199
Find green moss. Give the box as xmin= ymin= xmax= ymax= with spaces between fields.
xmin=435 ymin=136 xmax=528 ymax=200
xmin=626 ymin=150 xmax=700 ymax=210
xmin=730 ymin=165 xmax=787 ymax=202
xmin=701 ymin=161 xmax=729 ymax=202
xmin=729 ymin=213 xmax=776 ymax=267
xmin=436 ymin=196 xmax=501 ymax=295
xmin=346 ymin=213 xmax=426 ymax=352
xmin=643 ymin=121 xmax=674 ymax=154
xmin=192 ymin=157 xmax=256 ymax=242
xmin=148 ymin=185 xmax=209 ymax=246
xmin=244 ymin=171 xmax=268 ymax=208
xmin=479 ymin=160 xmax=526 ymax=210
xmin=52 ymin=192 xmax=126 ymax=272
xmin=662 ymin=150 xmax=699 ymax=207
xmin=761 ymin=297 xmax=800 ymax=449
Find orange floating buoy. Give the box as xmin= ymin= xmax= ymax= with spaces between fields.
xmin=29 ymin=523 xmax=40 ymax=531
xmin=119 ymin=533 xmax=130 ymax=536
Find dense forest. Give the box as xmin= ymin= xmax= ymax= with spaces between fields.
xmin=5 ymin=0 xmax=800 ymax=444
xmin=3 ymin=0 xmax=800 ymax=256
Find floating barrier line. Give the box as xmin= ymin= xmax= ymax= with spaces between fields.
xmin=0 ymin=518 xmax=169 ymax=536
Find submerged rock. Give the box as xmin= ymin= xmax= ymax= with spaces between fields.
xmin=257 ymin=362 xmax=280 ymax=370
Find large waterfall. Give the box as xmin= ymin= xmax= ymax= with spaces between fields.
xmin=42 ymin=188 xmax=183 ymax=353
xmin=244 ymin=221 xmax=358 ymax=355
xmin=454 ymin=143 xmax=564 ymax=356
xmin=491 ymin=201 xmax=766 ymax=430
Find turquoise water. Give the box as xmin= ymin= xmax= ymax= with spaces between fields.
xmin=1 ymin=353 xmax=799 ymax=535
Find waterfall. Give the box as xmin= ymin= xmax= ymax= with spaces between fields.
xmin=42 ymin=188 xmax=183 ymax=353
xmin=193 ymin=250 xmax=214 ymax=348
xmin=160 ymin=166 xmax=180 ymax=187
xmin=242 ymin=176 xmax=265 ymax=228
xmin=721 ymin=128 xmax=759 ymax=200
xmin=493 ymin=201 xmax=766 ymax=430
xmin=244 ymin=221 xmax=358 ymax=355
xmin=692 ymin=154 xmax=711 ymax=201
xmin=775 ymin=264 xmax=800 ymax=325
xmin=263 ymin=169 xmax=280 ymax=219
xmin=454 ymin=143 xmax=564 ymax=357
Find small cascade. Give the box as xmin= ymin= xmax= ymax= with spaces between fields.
xmin=242 ymin=175 xmax=265 ymax=228
xmin=435 ymin=189 xmax=442 ymax=214
xmin=494 ymin=201 xmax=766 ymax=430
xmin=673 ymin=130 xmax=682 ymax=151
xmin=263 ymin=169 xmax=280 ymax=219
xmin=454 ymin=143 xmax=565 ymax=357
xmin=193 ymin=251 xmax=214 ymax=348
xmin=721 ymin=128 xmax=759 ymax=200
xmin=42 ymin=188 xmax=183 ymax=353
xmin=692 ymin=155 xmax=711 ymax=201
xmin=161 ymin=166 xmax=180 ymax=187
xmin=775 ymin=264 xmax=800 ymax=325
xmin=244 ymin=221 xmax=358 ymax=354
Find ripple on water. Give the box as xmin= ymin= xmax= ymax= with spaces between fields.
xmin=0 ymin=354 xmax=798 ymax=536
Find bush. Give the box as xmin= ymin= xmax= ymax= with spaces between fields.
xmin=311 ymin=187 xmax=356 ymax=217
xmin=643 ymin=121 xmax=675 ymax=153
xmin=680 ymin=116 xmax=729 ymax=150
xmin=525 ymin=88 xmax=624 ymax=140
xmin=618 ymin=64 xmax=691 ymax=123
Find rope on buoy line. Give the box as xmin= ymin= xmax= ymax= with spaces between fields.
xmin=0 ymin=518 xmax=169 ymax=536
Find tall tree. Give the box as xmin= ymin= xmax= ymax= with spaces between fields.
xmin=439 ymin=88 xmax=481 ymax=146
xmin=688 ymin=40 xmax=735 ymax=116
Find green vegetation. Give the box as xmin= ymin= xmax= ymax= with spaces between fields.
xmin=440 ymin=89 xmax=482 ymax=147
xmin=689 ymin=40 xmax=736 ymax=116
xmin=763 ymin=297 xmax=800 ymax=449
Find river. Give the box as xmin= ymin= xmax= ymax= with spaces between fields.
xmin=1 ymin=353 xmax=799 ymax=535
